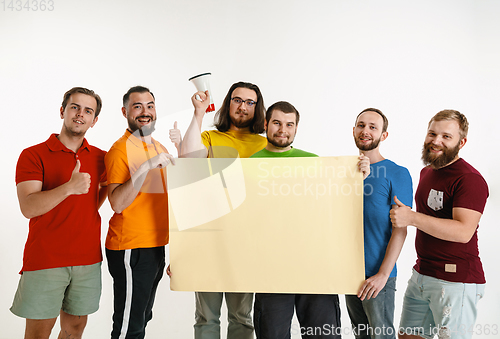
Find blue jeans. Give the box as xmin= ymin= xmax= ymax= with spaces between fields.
xmin=254 ymin=293 xmax=341 ymax=339
xmin=345 ymin=277 xmax=396 ymax=339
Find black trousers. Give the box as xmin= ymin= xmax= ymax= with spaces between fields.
xmin=254 ymin=293 xmax=342 ymax=339
xmin=106 ymin=246 xmax=165 ymax=339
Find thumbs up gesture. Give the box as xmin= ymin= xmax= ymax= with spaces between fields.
xmin=68 ymin=159 xmax=91 ymax=195
xmin=169 ymin=121 xmax=182 ymax=155
xmin=389 ymin=196 xmax=413 ymax=228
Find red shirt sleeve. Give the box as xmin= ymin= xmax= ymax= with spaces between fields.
xmin=16 ymin=148 xmax=43 ymax=185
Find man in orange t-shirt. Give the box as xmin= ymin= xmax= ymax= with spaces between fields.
xmin=105 ymin=86 xmax=175 ymax=339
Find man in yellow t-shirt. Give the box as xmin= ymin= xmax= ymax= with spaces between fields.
xmin=105 ymin=86 xmax=175 ymax=339
xmin=180 ymin=82 xmax=267 ymax=339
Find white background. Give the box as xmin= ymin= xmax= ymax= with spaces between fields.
xmin=1 ymin=0 xmax=499 ymax=338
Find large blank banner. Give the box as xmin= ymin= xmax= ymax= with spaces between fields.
xmin=167 ymin=156 xmax=365 ymax=294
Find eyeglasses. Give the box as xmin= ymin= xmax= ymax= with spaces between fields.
xmin=231 ymin=97 xmax=257 ymax=107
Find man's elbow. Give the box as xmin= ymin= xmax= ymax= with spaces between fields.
xmin=457 ymin=232 xmax=475 ymax=244
xmin=180 ymin=144 xmax=208 ymax=158
xmin=181 ymin=150 xmax=207 ymax=158
xmin=110 ymin=205 xmax=124 ymax=214
xmin=19 ymin=205 xmax=38 ymax=219
xmin=108 ymin=199 xmax=124 ymax=214
xmin=455 ymin=221 xmax=479 ymax=243
xmin=451 ymin=226 xmax=476 ymax=243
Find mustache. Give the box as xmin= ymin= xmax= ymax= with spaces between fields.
xmin=136 ymin=114 xmax=154 ymax=120
xmin=424 ymin=143 xmax=444 ymax=151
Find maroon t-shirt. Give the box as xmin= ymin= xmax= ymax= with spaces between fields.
xmin=414 ymin=158 xmax=488 ymax=283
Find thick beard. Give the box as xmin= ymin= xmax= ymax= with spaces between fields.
xmin=230 ymin=113 xmax=253 ymax=129
xmin=354 ymin=136 xmax=381 ymax=151
xmin=128 ymin=116 xmax=156 ymax=136
xmin=421 ymin=142 xmax=460 ymax=169
xmin=267 ymin=134 xmax=293 ymax=148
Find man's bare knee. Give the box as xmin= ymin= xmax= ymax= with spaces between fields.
xmin=58 ymin=311 xmax=88 ymax=339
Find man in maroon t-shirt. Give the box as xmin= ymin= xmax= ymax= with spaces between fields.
xmin=390 ymin=110 xmax=488 ymax=339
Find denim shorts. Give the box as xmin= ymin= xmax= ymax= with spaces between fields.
xmin=10 ymin=262 xmax=101 ymax=319
xmin=399 ymin=269 xmax=484 ymax=339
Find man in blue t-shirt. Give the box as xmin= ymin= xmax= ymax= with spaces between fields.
xmin=345 ymin=108 xmax=413 ymax=339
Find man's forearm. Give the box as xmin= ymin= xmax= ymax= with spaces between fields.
xmin=377 ymin=226 xmax=407 ymax=277
xmin=108 ymin=165 xmax=149 ymax=214
xmin=18 ymin=183 xmax=72 ymax=219
xmin=180 ymin=112 xmax=208 ymax=158
xmin=409 ymin=208 xmax=480 ymax=243
xmin=108 ymin=152 xmax=174 ymax=213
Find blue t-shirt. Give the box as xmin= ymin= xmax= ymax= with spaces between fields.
xmin=363 ymin=159 xmax=413 ymax=278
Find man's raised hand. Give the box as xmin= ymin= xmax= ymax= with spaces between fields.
xmin=358 ymin=153 xmax=371 ymax=179
xmin=191 ymin=90 xmax=210 ymax=116
xmin=169 ymin=121 xmax=182 ymax=154
xmin=390 ymin=196 xmax=413 ymax=228
xmin=68 ymin=159 xmax=91 ymax=195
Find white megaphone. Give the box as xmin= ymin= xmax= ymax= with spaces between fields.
xmin=189 ymin=73 xmax=215 ymax=112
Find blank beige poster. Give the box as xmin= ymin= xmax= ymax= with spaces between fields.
xmin=167 ymin=156 xmax=365 ymax=294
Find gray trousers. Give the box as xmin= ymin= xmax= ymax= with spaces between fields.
xmin=194 ymin=292 xmax=254 ymax=339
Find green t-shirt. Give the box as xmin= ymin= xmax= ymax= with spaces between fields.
xmin=250 ymin=147 xmax=317 ymax=158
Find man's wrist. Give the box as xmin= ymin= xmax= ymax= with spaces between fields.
xmin=62 ymin=180 xmax=74 ymax=197
xmin=131 ymin=163 xmax=150 ymax=189
xmin=376 ymin=271 xmax=390 ymax=279
xmin=194 ymin=108 xmax=206 ymax=119
xmin=408 ymin=209 xmax=418 ymax=227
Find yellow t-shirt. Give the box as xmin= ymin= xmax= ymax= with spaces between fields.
xmin=105 ymin=130 xmax=169 ymax=250
xmin=201 ymin=129 xmax=266 ymax=158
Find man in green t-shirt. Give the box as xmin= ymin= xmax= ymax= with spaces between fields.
xmin=251 ymin=101 xmax=370 ymax=338
xmin=250 ymin=101 xmax=315 ymax=158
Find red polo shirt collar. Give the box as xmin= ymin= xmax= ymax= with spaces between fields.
xmin=46 ymin=133 xmax=91 ymax=154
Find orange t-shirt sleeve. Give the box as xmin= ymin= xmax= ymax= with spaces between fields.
xmin=105 ymin=147 xmax=131 ymax=185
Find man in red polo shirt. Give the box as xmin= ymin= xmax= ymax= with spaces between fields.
xmin=12 ymin=87 xmax=107 ymax=339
